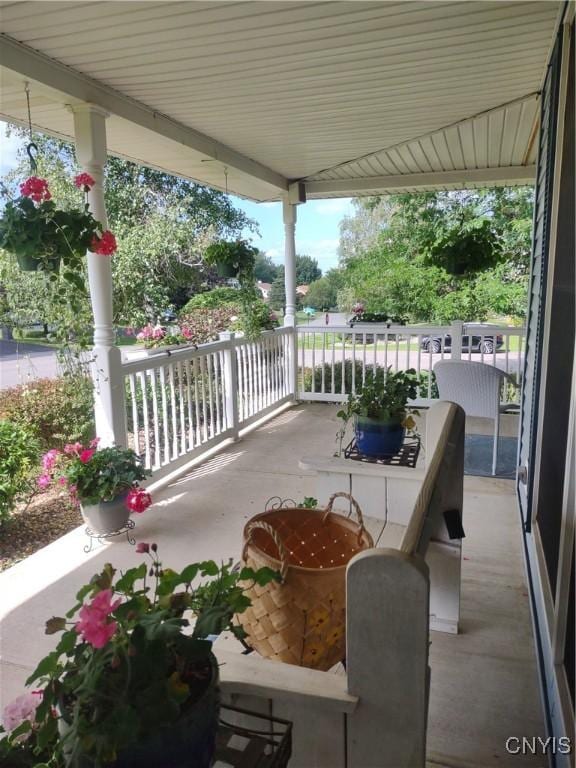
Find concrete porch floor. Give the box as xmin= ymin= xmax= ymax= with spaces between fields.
xmin=0 ymin=404 xmax=544 ymax=767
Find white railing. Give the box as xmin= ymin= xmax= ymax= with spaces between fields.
xmin=297 ymin=320 xmax=526 ymax=406
xmin=122 ymin=328 xmax=294 ymax=473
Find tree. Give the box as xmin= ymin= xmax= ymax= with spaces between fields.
xmin=268 ymin=276 xmax=286 ymax=311
xmin=1 ymin=132 xmax=256 ymax=332
xmin=337 ymin=188 xmax=534 ymax=323
xmin=305 ymin=269 xmax=344 ymax=310
xmin=254 ymin=251 xmax=279 ymax=283
xmin=295 ymin=255 xmax=321 ymax=284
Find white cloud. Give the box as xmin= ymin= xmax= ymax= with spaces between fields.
xmin=265 ymin=247 xmax=281 ymax=260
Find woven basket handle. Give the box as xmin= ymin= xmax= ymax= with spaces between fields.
xmin=243 ymin=521 xmax=290 ymax=581
xmin=323 ymin=492 xmax=367 ymax=544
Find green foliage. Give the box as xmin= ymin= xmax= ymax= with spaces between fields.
xmin=203 ymin=239 xmax=257 ymax=281
xmin=9 ymin=550 xmax=279 ymax=765
xmin=294 ymin=254 xmax=321 ymax=284
xmin=254 ymin=251 xmax=279 ymax=282
xmin=338 ymin=368 xmax=419 ymax=422
xmin=338 ymin=188 xmax=534 ymax=323
xmin=1 ymin=132 xmax=255 ymax=332
xmin=268 ymin=275 xmax=286 ymax=311
xmin=60 ymin=446 xmax=150 ymax=504
xmin=0 ymin=420 xmax=39 ymax=524
xmin=180 ymin=286 xmax=240 ymax=312
xmin=0 ymin=374 xmax=95 ymax=450
xmin=305 ymin=276 xmax=338 ymax=310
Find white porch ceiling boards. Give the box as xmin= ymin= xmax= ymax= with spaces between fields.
xmin=0 ymin=1 xmax=561 ymax=201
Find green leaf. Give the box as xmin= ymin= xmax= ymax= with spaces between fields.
xmin=26 ymin=650 xmax=60 ymax=685
xmin=179 ymin=563 xmax=199 ymax=583
xmin=193 ymin=605 xmax=230 ymax=638
xmin=115 ymin=563 xmax=147 ymax=593
xmin=45 ymin=616 xmax=66 ymax=635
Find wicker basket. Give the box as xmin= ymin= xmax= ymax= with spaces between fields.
xmin=238 ymin=492 xmax=374 ymax=671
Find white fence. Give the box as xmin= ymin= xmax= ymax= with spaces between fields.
xmin=120 ymin=321 xmax=525 ymax=475
xmin=122 ymin=328 xmax=293 ymax=473
xmin=297 ymin=321 xmax=526 ymax=406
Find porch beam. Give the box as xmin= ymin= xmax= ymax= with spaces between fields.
xmin=72 ymin=103 xmax=127 ymax=448
xmin=0 ymin=35 xmax=288 ymax=193
xmin=304 ymin=166 xmax=536 ymax=196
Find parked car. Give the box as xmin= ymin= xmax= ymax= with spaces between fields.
xmin=420 ymin=329 xmax=504 ymax=354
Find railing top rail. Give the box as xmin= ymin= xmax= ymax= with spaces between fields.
xmin=296 ymin=323 xmax=526 ymax=335
xmin=121 ymin=326 xmax=293 ymax=375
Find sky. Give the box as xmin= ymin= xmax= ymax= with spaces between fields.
xmin=0 ymin=122 xmax=353 ymax=273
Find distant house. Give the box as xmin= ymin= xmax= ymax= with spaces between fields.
xmin=256 ymin=281 xmax=272 ymax=300
xmin=296 ymin=285 xmax=309 ymax=297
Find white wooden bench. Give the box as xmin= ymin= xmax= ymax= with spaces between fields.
xmin=215 ymin=401 xmax=465 ymax=768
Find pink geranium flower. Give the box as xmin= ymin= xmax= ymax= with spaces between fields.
xmin=1 ymin=691 xmax=43 ymax=740
xmin=19 ymin=176 xmax=51 ymax=203
xmin=41 ymin=448 xmax=59 ymax=471
xmin=74 ymin=172 xmax=95 ymax=191
xmin=79 ymin=448 xmax=95 ymax=464
xmin=37 ymin=474 xmax=51 ymax=490
xmin=91 ymin=230 xmax=117 ymax=256
xmin=76 ymin=588 xmax=121 ymax=649
xmin=135 ymin=542 xmax=150 ymax=554
xmin=125 ymin=488 xmax=152 ymax=514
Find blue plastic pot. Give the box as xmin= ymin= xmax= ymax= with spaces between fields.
xmin=354 ymin=415 xmax=405 ymax=458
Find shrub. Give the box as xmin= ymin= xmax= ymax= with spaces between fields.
xmin=0 ymin=420 xmax=40 ymax=524
xmin=302 ymin=361 xmax=437 ymax=399
xmin=178 ymin=306 xmax=240 ymax=345
xmin=0 ymin=374 xmax=95 ymax=450
xmin=180 ymin=287 xmax=241 ymax=313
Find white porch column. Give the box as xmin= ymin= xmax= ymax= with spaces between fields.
xmin=72 ymin=104 xmax=127 ymax=448
xmin=282 ymin=198 xmax=297 ymax=327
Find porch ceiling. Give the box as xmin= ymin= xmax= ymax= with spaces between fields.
xmin=0 ymin=1 xmax=562 ymax=201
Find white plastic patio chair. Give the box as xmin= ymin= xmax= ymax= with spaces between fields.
xmin=433 ymin=360 xmax=512 ymax=476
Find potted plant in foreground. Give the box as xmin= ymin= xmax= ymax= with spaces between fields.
xmin=0 ymin=547 xmax=279 ymax=767
xmin=39 ymin=442 xmax=152 ymax=535
xmin=337 ymin=367 xmax=419 ymax=458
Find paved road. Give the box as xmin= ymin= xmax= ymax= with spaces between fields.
xmin=0 ymin=340 xmax=61 ymax=389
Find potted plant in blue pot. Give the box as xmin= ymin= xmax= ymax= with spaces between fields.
xmin=337 ymin=368 xmax=419 ymax=458
xmin=0 ymin=548 xmax=279 ymax=767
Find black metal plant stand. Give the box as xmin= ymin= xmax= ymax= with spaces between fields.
xmin=344 ymin=434 xmax=421 ymax=468
xmin=215 ymin=704 xmax=292 ymax=768
xmin=83 ymin=519 xmax=136 ymax=553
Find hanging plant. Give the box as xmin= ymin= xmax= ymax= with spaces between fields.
xmin=203 ymin=239 xmax=257 ymax=280
xmin=0 ymin=173 xmax=117 ymax=293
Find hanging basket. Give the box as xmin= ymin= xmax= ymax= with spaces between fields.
xmin=238 ymin=492 xmax=373 ymax=671
xmin=216 ymin=261 xmax=238 ymax=278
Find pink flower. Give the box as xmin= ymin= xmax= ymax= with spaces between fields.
xmin=135 ymin=542 xmax=150 ymax=554
xmin=89 ymin=437 xmax=100 ymax=448
xmin=64 ymin=442 xmax=83 ymax=456
xmin=19 ymin=176 xmax=51 ymax=203
xmin=79 ymin=448 xmax=95 ymax=464
xmin=41 ymin=448 xmax=59 ymax=471
xmin=125 ymin=488 xmax=152 ymax=514
xmin=75 ymin=588 xmax=121 ymax=649
xmin=37 ymin=474 xmax=51 ymax=490
xmin=1 ymin=691 xmax=43 ymax=740
xmin=91 ymin=230 xmax=117 ymax=256
xmin=74 ymin=172 xmax=95 ymax=191
xmin=151 ymin=325 xmax=165 ymax=340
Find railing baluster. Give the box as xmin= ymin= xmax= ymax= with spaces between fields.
xmin=185 ymin=360 xmax=194 ymax=449
xmin=150 ymin=369 xmax=161 ymax=469
xmin=205 ymin=354 xmax=215 ymax=439
xmin=159 ymin=366 xmax=170 ymax=464
xmin=137 ymin=371 xmax=151 ymax=469
xmin=168 ymin=363 xmax=178 ymax=459
xmin=128 ymin=373 xmax=140 ymax=457
xmin=331 ymin=331 xmax=336 ymax=395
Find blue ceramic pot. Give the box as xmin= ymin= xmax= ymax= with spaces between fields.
xmin=355 ymin=414 xmax=405 ymax=458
